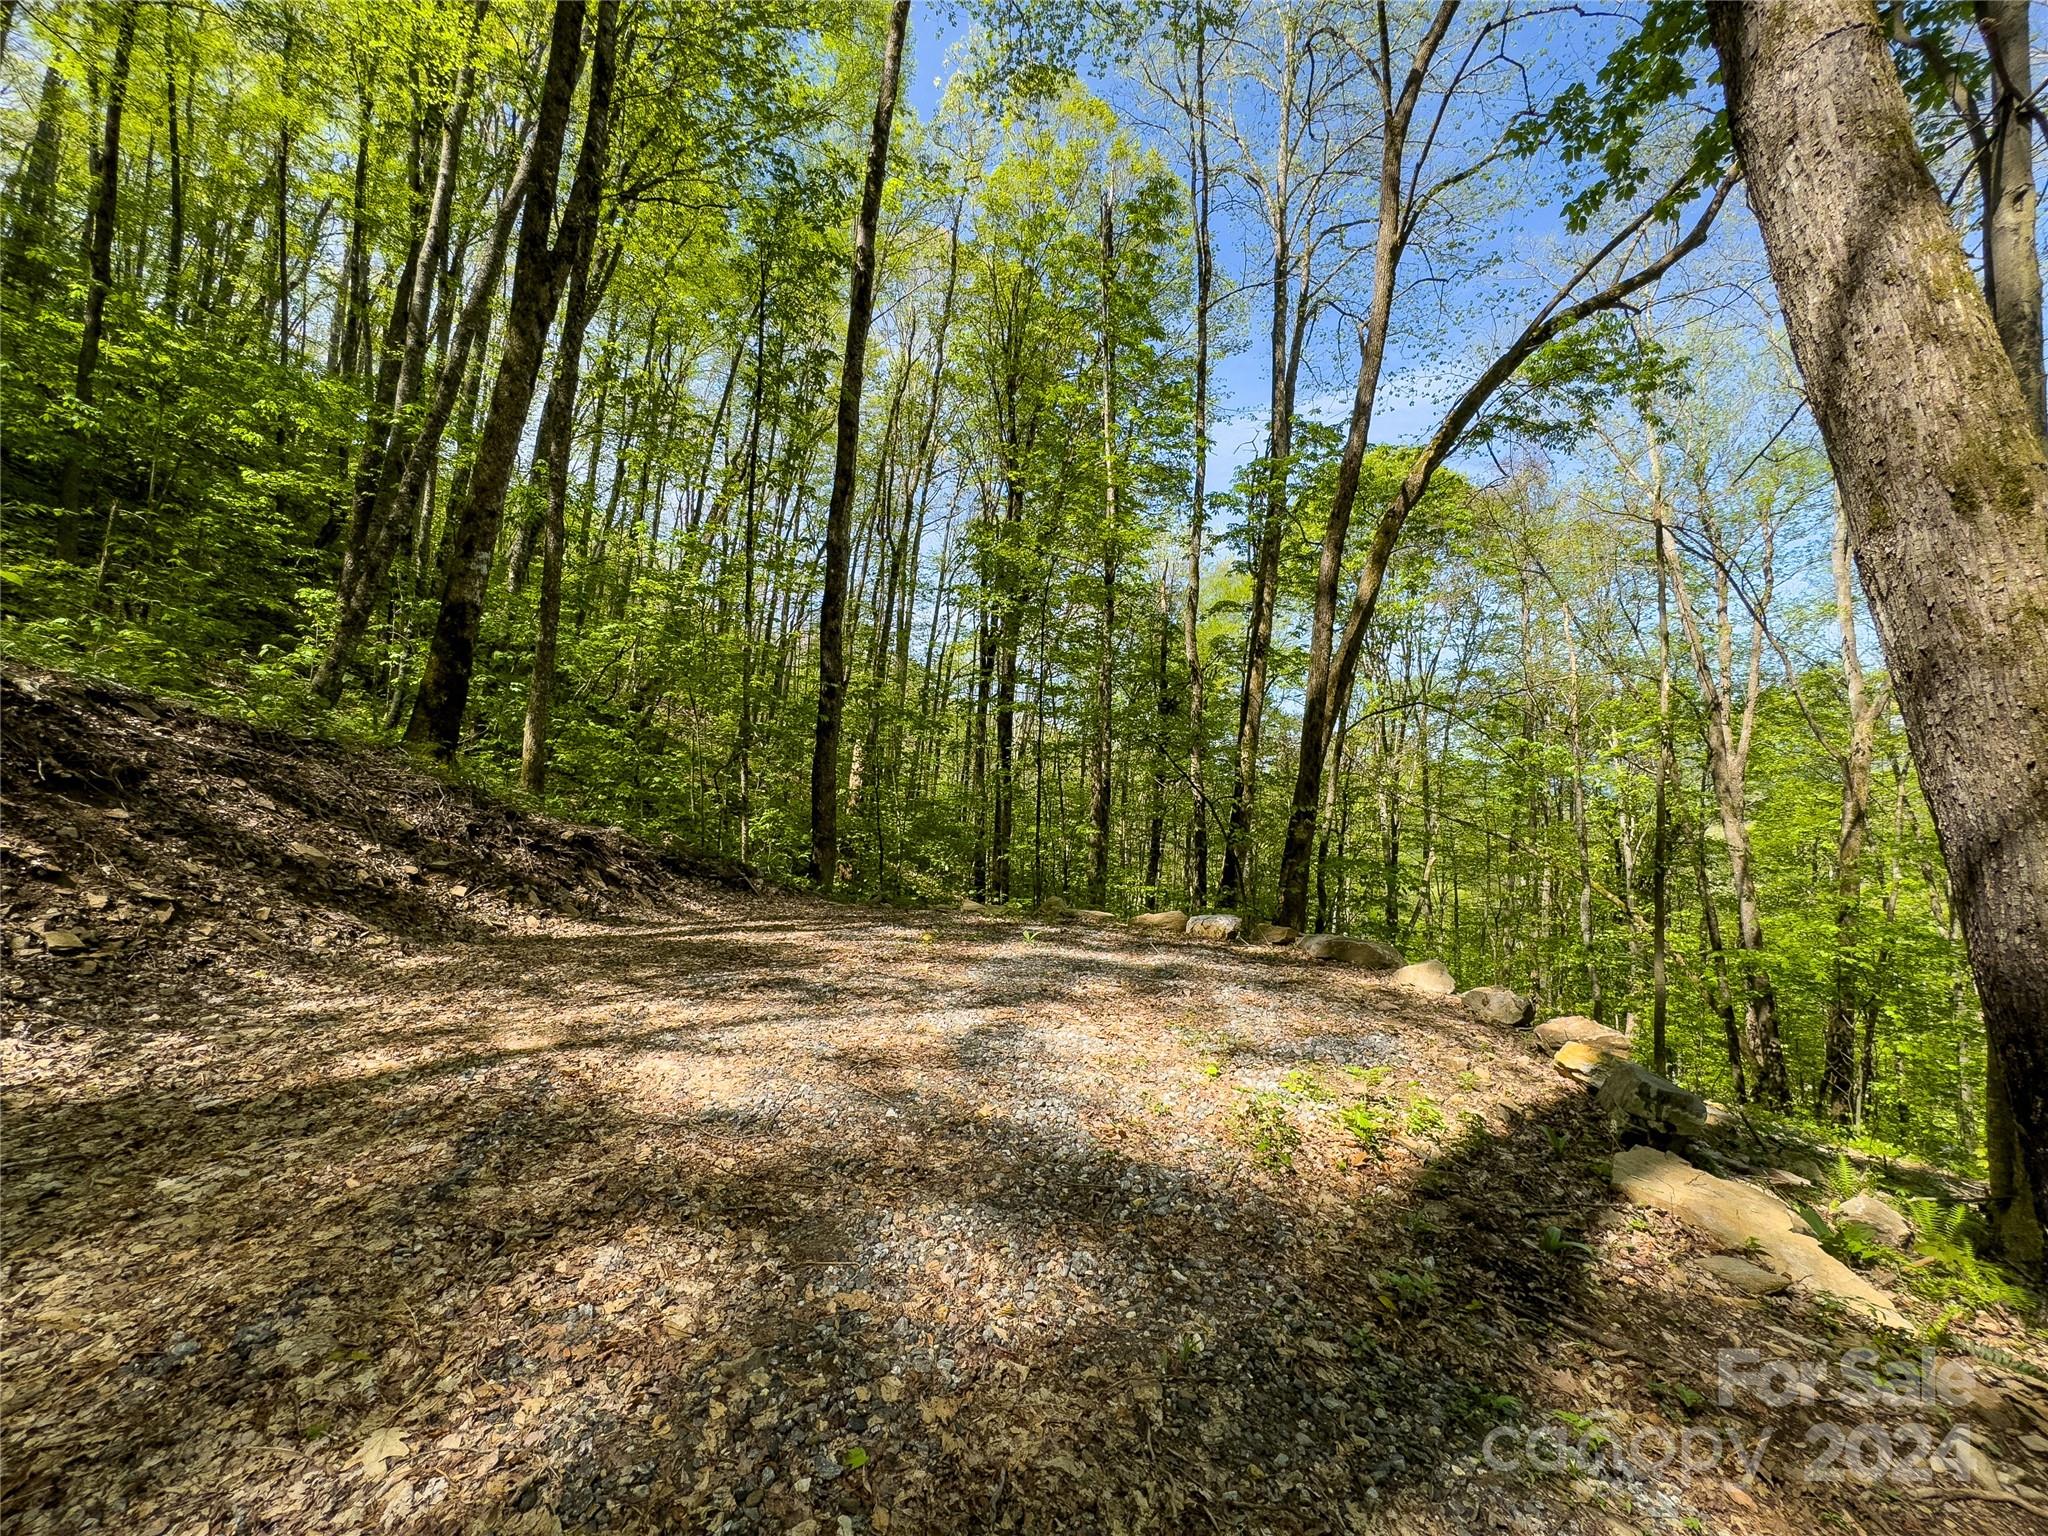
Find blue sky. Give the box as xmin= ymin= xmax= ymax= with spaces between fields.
xmin=894 ymin=3 xmax=1651 ymax=493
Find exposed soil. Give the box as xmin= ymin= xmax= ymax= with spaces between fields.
xmin=5 ymin=664 xmax=2047 ymax=1534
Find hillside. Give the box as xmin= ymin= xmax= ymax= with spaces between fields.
xmin=3 ymin=666 xmax=2045 ymax=1535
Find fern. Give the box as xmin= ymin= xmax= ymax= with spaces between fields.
xmin=1822 ymin=1152 xmax=1867 ymax=1204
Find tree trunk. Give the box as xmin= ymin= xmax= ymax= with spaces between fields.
xmin=3 ymin=64 xmax=67 ymax=305
xmin=1713 ymin=0 xmax=2048 ymax=1259
xmin=406 ymin=1 xmax=612 ymax=754
xmin=1820 ymin=505 xmax=1880 ymax=1121
xmin=58 ymin=0 xmax=140 ymax=544
xmin=314 ymin=133 xmax=533 ymax=699
xmin=520 ymin=227 xmax=615 ymax=796
xmin=1089 ymin=186 xmax=1119 ymax=910
xmin=808 ymin=0 xmax=909 ymax=887
xmin=1182 ymin=18 xmax=1213 ymax=908
xmin=1977 ymin=0 xmax=2044 ymax=434
xmin=163 ymin=23 xmax=186 ymax=319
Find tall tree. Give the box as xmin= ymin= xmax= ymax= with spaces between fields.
xmin=1712 ymin=0 xmax=2048 ymax=1260
xmin=57 ymin=0 xmax=142 ymax=544
xmin=1272 ymin=0 xmax=1733 ymax=933
xmin=809 ymin=0 xmax=911 ymax=888
xmin=407 ymin=0 xmax=616 ymax=754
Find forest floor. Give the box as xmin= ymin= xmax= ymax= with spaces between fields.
xmin=5 ymin=663 xmax=2048 ymax=1536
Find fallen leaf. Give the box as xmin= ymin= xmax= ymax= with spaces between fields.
xmin=357 ymin=1427 xmax=409 ymax=1476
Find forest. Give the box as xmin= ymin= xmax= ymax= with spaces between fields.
xmin=7 ymin=0 xmax=2048 ymax=1529
xmin=8 ymin=0 xmax=2029 ymax=1163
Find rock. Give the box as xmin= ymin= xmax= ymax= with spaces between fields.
xmin=1131 ymin=910 xmax=1188 ymax=936
xmin=1298 ymin=933 xmax=1402 ymax=969
xmin=1460 ymin=986 xmax=1533 ymax=1027
xmin=1704 ymin=1102 xmax=1743 ymax=1136
xmin=1946 ymin=1429 xmax=2004 ymax=1492
xmin=1835 ymin=1192 xmax=1913 ymax=1248
xmin=1610 ymin=1147 xmax=1905 ymax=1330
xmin=1534 ymin=1015 xmax=1627 ymax=1050
xmin=1185 ymin=913 xmax=1241 ymax=943
xmin=1554 ymin=1037 xmax=1631 ymax=1083
xmin=1389 ymin=960 xmax=1456 ymax=995
xmin=1697 ymin=1254 xmax=1793 ymax=1296
xmin=1247 ymin=922 xmax=1297 ymax=946
xmin=1597 ymin=1061 xmax=1709 ymax=1141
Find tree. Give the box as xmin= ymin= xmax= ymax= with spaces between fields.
xmin=1271 ymin=0 xmax=1734 ymax=934
xmin=407 ymin=0 xmax=617 ymax=755
xmin=57 ymin=0 xmax=141 ymax=547
xmin=1711 ymin=0 xmax=2048 ymax=1259
xmin=809 ymin=0 xmax=910 ymax=888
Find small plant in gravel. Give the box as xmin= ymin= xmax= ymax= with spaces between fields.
xmin=1405 ymin=1092 xmax=1447 ymax=1141
xmin=1371 ymin=1261 xmax=1440 ymax=1315
xmin=1335 ymin=1100 xmax=1394 ymax=1155
xmin=1232 ymin=1090 xmax=1302 ymax=1172
xmin=1277 ymin=1068 xmax=1331 ymax=1102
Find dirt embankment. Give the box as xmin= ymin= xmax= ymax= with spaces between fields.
xmin=2 ymin=664 xmax=753 ymax=1005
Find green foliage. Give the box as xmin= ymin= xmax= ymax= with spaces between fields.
xmin=1231 ymin=1090 xmax=1302 ymax=1173
xmin=0 ymin=0 xmax=1994 ymax=1189
xmin=1335 ymin=1099 xmax=1395 ymax=1156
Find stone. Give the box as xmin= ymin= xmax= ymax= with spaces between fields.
xmin=1610 ymin=1147 xmax=1905 ymax=1330
xmin=1460 ymin=986 xmax=1533 ymax=1027
xmin=1298 ymin=934 xmax=1402 ymax=969
xmin=1554 ymin=1037 xmax=1631 ymax=1083
xmin=1835 ymin=1192 xmax=1913 ymax=1248
xmin=1185 ymin=913 xmax=1242 ymax=943
xmin=1534 ymin=1015 xmax=1628 ymax=1050
xmin=1945 ymin=1429 xmax=2004 ymax=1492
xmin=1597 ymin=1061 xmax=1710 ymax=1141
xmin=1696 ymin=1254 xmax=1792 ymax=1296
xmin=1389 ymin=960 xmax=1456 ymax=995
xmin=1130 ymin=910 xmax=1188 ymax=936
xmin=1247 ymin=922 xmax=1297 ymax=947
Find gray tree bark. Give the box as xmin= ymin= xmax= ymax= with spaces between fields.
xmin=1713 ymin=0 xmax=2048 ymax=1259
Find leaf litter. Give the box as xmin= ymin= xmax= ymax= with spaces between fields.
xmin=4 ymin=666 xmax=2047 ymax=1534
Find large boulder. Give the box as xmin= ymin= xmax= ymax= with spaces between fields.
xmin=1596 ymin=1061 xmax=1709 ymax=1141
xmin=1131 ymin=910 xmax=1188 ymax=936
xmin=1185 ymin=913 xmax=1242 ymax=943
xmin=1610 ymin=1148 xmax=1905 ymax=1329
xmin=1553 ymin=1037 xmax=1632 ymax=1084
xmin=1835 ymin=1192 xmax=1913 ymax=1249
xmin=1460 ymin=986 xmax=1533 ymax=1027
xmin=1390 ymin=960 xmax=1456 ymax=995
xmin=1247 ymin=922 xmax=1297 ymax=947
xmin=1534 ymin=1015 xmax=1627 ymax=1050
xmin=1298 ymin=934 xmax=1402 ymax=970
